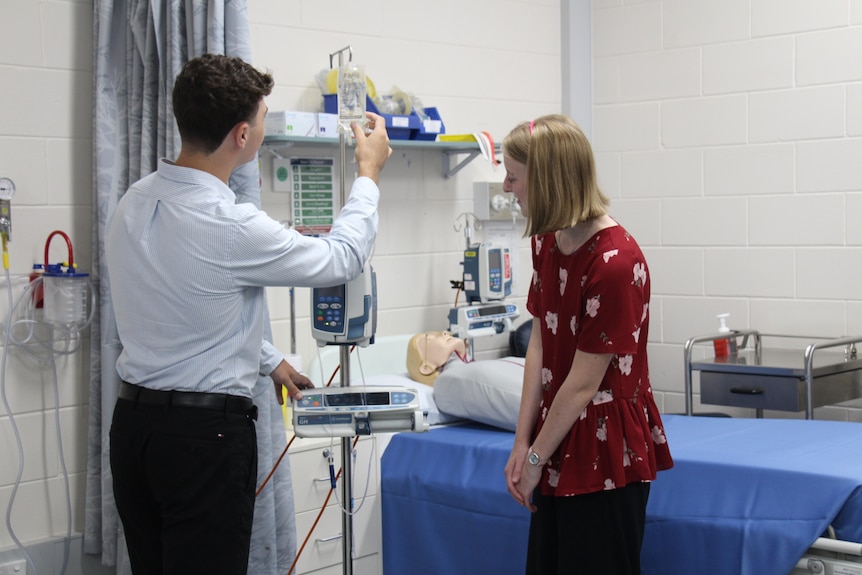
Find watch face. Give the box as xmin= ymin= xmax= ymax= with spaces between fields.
xmin=528 ymin=451 xmax=540 ymax=465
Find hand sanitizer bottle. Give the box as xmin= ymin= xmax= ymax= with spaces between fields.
xmin=714 ymin=313 xmax=737 ymax=358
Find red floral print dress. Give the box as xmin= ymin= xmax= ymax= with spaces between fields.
xmin=527 ymin=225 xmax=674 ymax=496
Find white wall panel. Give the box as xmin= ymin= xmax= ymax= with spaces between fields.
xmin=659 ymin=295 xmax=750 ymax=344
xmin=593 ymin=56 xmax=620 ymax=104
xmin=661 ymin=95 xmax=747 ymax=148
xmin=749 ymin=194 xmax=844 ymax=246
xmin=749 ymin=299 xmax=847 ymax=339
xmin=751 ymin=0 xmax=849 ymax=37
xmin=797 ymin=248 xmax=862 ymax=299
xmin=704 ymin=248 xmax=796 ymax=297
xmin=593 ymin=103 xmax=661 ymax=152
xmin=0 ymin=1 xmax=43 ymax=66
xmin=847 ymin=193 xmax=862 ymax=246
xmin=797 ymin=138 xmax=862 ymax=192
xmin=849 ymin=83 xmax=862 ymax=136
xmin=661 ymin=197 xmax=748 ymax=246
xmin=703 ymin=144 xmax=794 ymax=196
xmin=618 ymin=48 xmax=701 ymax=102
xmin=620 ymin=149 xmax=702 ymax=198
xmin=595 ymin=152 xmax=621 ymax=198
xmin=42 ymin=1 xmax=91 ymax=70
xmin=642 ymin=247 xmax=704 ymax=296
xmin=702 ymin=37 xmax=793 ymax=95
xmin=796 ymin=27 xmax=862 ymax=86
xmin=749 ymin=86 xmax=845 ymax=142
xmin=593 ymin=3 xmax=662 ymax=57
xmin=609 ymin=199 xmax=662 ymax=246
xmin=662 ymin=0 xmax=749 ymax=49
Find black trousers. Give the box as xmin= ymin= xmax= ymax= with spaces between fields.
xmin=526 ymin=481 xmax=651 ymax=575
xmin=110 ymin=396 xmax=257 ymax=575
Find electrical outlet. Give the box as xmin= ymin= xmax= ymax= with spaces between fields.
xmin=0 ymin=559 xmax=26 ymax=575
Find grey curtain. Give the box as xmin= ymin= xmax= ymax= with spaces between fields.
xmin=85 ymin=2 xmax=297 ymax=573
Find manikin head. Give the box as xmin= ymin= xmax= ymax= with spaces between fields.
xmin=406 ymin=331 xmax=467 ymax=385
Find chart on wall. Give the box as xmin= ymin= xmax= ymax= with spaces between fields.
xmin=274 ymin=156 xmax=339 ymax=236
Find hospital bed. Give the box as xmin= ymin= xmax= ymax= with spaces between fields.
xmin=303 ymin=335 xmax=862 ymax=575
xmin=381 ymin=416 xmax=862 ymax=575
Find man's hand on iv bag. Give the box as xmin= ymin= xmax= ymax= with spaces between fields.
xmin=352 ymin=111 xmax=392 ymax=184
xmin=271 ymin=359 xmax=314 ymax=404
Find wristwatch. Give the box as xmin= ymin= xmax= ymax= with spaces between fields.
xmin=527 ymin=448 xmax=543 ymax=466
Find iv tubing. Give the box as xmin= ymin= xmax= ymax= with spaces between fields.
xmin=1 ymin=269 xmax=39 ymax=574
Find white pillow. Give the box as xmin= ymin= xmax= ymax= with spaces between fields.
xmin=433 ymin=357 xmax=524 ymax=431
xmin=351 ymin=373 xmax=462 ymax=426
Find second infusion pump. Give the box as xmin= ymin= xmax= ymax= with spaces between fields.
xmin=463 ymin=243 xmax=512 ymax=303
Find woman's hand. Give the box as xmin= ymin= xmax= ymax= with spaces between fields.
xmin=505 ymin=442 xmax=539 ymax=512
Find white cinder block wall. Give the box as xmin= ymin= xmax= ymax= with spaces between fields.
xmin=593 ymin=0 xmax=862 ymax=421
xmin=0 ymin=0 xmax=94 ymax=559
xmin=249 ymin=0 xmax=562 ymax=369
xmin=0 ymin=0 xmax=561 ymax=557
xmin=2 ymin=0 xmax=861 ymax=562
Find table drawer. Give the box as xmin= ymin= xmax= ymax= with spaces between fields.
xmin=700 ymin=372 xmax=804 ymax=411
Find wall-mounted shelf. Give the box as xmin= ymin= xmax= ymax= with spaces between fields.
xmin=261 ymin=135 xmax=500 ymax=179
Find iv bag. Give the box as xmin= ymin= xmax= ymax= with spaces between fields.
xmin=337 ymin=63 xmax=368 ymax=135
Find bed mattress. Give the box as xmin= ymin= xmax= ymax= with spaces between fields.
xmin=381 ymin=415 xmax=862 ymax=575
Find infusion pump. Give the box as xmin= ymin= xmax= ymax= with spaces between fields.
xmin=462 ymin=243 xmax=512 ymax=303
xmin=449 ymin=302 xmax=519 ymax=339
xmin=310 ymin=265 xmax=377 ymax=347
xmin=292 ymin=386 xmax=428 ymax=437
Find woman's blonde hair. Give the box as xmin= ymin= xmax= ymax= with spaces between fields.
xmin=504 ymin=114 xmax=609 ymax=237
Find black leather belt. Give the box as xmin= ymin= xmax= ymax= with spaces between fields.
xmin=119 ymin=381 xmax=257 ymax=420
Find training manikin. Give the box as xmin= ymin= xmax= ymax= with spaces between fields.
xmin=406 ymin=331 xmax=467 ymax=385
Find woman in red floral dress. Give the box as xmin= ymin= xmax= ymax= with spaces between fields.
xmin=503 ymin=115 xmax=674 ymax=575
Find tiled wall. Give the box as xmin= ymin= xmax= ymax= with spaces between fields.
xmin=248 ymin=0 xmax=562 ymax=368
xmin=3 ymin=0 xmax=861 ymax=558
xmin=0 ymin=0 xmax=560 ymax=553
xmin=0 ymin=0 xmax=94 ymax=555
xmin=593 ymin=0 xmax=862 ymax=420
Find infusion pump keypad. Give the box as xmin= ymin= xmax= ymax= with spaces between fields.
xmin=314 ymin=296 xmax=344 ymax=331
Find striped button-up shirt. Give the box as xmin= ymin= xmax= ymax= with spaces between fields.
xmin=106 ymin=158 xmax=378 ymax=397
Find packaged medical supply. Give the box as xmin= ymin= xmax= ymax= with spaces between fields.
xmin=265 ymin=111 xmax=317 ymax=137
xmin=317 ymin=113 xmax=338 ymax=138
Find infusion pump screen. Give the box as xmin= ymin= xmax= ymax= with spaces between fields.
xmin=478 ymin=304 xmax=508 ymax=317
xmin=326 ymin=392 xmax=391 ymax=407
xmin=489 ymin=249 xmax=501 ymax=271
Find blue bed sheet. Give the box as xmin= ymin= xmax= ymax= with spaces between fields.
xmin=381 ymin=416 xmax=862 ymax=575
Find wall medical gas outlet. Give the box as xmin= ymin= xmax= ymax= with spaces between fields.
xmin=473 ymin=181 xmax=522 ymax=221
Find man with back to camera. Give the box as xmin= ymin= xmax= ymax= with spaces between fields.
xmin=105 ymin=53 xmax=392 ymax=575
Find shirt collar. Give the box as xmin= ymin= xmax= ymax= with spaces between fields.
xmin=157 ymin=158 xmax=237 ymax=203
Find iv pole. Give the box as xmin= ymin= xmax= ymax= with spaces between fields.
xmin=330 ymin=44 xmax=355 ymax=575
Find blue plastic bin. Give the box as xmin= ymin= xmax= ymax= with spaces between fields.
xmin=410 ymin=106 xmax=446 ymax=141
